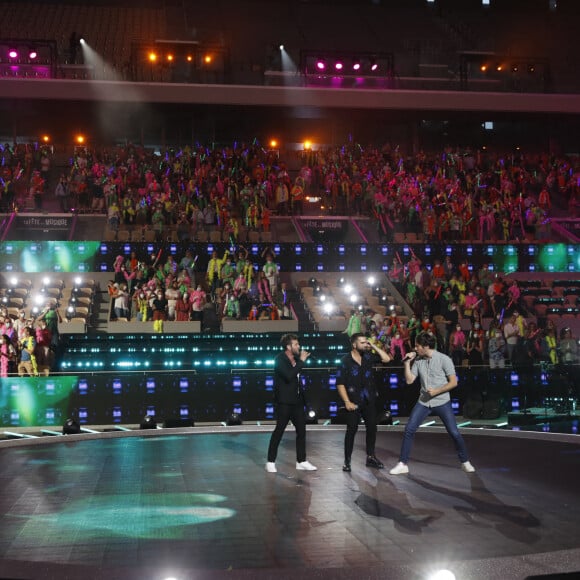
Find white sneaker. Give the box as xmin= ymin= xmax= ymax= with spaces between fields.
xmin=389 ymin=462 xmax=409 ymax=475
xmin=296 ymin=460 xmax=317 ymax=471
xmin=461 ymin=461 xmax=476 ymax=473
xmin=265 ymin=462 xmax=277 ymax=473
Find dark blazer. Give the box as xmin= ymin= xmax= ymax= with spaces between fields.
xmin=273 ymin=351 xmax=306 ymax=405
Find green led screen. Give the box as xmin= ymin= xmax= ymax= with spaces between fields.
xmin=0 ymin=241 xmax=100 ymax=272
xmin=0 ymin=376 xmax=79 ymax=427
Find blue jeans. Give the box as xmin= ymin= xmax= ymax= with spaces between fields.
xmin=399 ymin=400 xmax=469 ymax=464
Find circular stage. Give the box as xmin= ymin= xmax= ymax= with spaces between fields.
xmin=0 ymin=426 xmax=578 ymax=580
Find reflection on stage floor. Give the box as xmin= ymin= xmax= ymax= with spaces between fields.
xmin=0 ymin=426 xmax=578 ymax=580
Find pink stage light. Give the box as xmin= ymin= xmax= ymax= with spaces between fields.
xmin=316 ymin=60 xmax=325 ymax=71
xmin=335 ymin=61 xmax=343 ymax=71
xmin=370 ymin=63 xmax=378 ymax=71
xmin=353 ymin=61 xmax=361 ymax=71
xmin=8 ymin=50 xmax=18 ymax=59
xmin=29 ymin=50 xmax=37 ymax=59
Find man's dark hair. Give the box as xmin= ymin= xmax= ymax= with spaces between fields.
xmin=280 ymin=333 xmax=298 ymax=350
xmin=415 ymin=331 xmax=437 ymax=349
xmin=350 ymin=332 xmax=366 ymax=346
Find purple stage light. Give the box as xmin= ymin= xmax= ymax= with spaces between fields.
xmin=8 ymin=50 xmax=18 ymax=59
xmin=334 ymin=61 xmax=343 ymax=71
xmin=29 ymin=50 xmax=37 ymax=59
xmin=371 ymin=62 xmax=378 ymax=71
xmin=353 ymin=61 xmax=361 ymax=71
xmin=316 ymin=60 xmax=325 ymax=71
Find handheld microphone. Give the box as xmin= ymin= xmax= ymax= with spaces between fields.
xmin=402 ymin=353 xmax=415 ymax=362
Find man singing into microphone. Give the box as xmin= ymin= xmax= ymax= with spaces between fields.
xmin=389 ymin=331 xmax=476 ymax=475
xmin=266 ymin=334 xmax=317 ymax=473
xmin=336 ymin=333 xmax=392 ymax=472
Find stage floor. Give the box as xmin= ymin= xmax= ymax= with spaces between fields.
xmin=0 ymin=426 xmax=578 ymax=580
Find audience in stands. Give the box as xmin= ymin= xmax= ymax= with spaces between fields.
xmin=334 ymin=237 xmax=580 ymax=372
xmin=4 ymin=141 xmax=579 ymax=250
xmin=100 ymin=236 xmax=289 ymax=330
xmin=0 ymin=301 xmax=61 ymax=377
xmin=1 ymin=140 xmax=579 ymax=372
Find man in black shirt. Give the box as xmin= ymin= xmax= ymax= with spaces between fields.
xmin=266 ymin=334 xmax=317 ymax=473
xmin=336 ymin=333 xmax=392 ymax=472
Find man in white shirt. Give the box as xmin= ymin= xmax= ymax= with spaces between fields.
xmin=389 ymin=331 xmax=475 ymax=475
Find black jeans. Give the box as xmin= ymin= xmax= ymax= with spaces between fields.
xmin=267 ymin=402 xmax=306 ymax=463
xmin=344 ymin=401 xmax=377 ymax=463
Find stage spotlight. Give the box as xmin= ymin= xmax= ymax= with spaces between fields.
xmin=343 ymin=283 xmax=353 ymax=294
xmin=316 ymin=59 xmax=325 ymax=71
xmin=428 ymin=570 xmax=456 ymax=580
xmin=337 ymin=276 xmax=346 ymax=287
xmin=66 ymin=305 xmax=76 ymax=320
xmin=377 ymin=410 xmax=393 ymax=425
xmin=370 ymin=58 xmax=378 ymax=71
xmin=226 ymin=412 xmax=242 ymax=426
xmin=308 ymin=277 xmax=317 ymax=288
xmin=334 ymin=61 xmax=343 ymax=71
xmin=322 ymin=302 xmax=334 ymax=317
xmin=372 ymin=285 xmax=381 ymax=297
xmin=352 ymin=58 xmax=361 ymax=71
xmin=140 ymin=415 xmax=157 ymax=429
xmin=8 ymin=49 xmax=18 ymax=59
xmin=28 ymin=50 xmax=37 ymax=60
xmin=379 ymin=293 xmax=388 ymax=306
xmin=313 ymin=284 xmax=322 ymax=297
xmin=306 ymin=409 xmax=318 ymax=424
xmin=148 ymin=51 xmax=157 ymax=63
xmin=63 ymin=418 xmax=81 ymax=435
xmin=279 ymin=44 xmax=284 ymax=51
xmin=366 ymin=275 xmax=376 ymax=286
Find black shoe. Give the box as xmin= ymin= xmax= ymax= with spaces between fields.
xmin=342 ymin=463 xmax=351 ymax=472
xmin=366 ymin=455 xmax=384 ymax=469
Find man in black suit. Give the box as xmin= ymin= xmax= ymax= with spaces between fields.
xmin=266 ymin=333 xmax=317 ymax=473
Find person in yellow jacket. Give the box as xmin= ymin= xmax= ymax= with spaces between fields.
xmin=206 ymin=249 xmax=229 ymax=296
xmin=18 ymin=326 xmax=38 ymax=376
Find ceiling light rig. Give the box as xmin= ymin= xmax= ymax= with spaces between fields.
xmin=301 ymin=50 xmax=393 ymax=78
